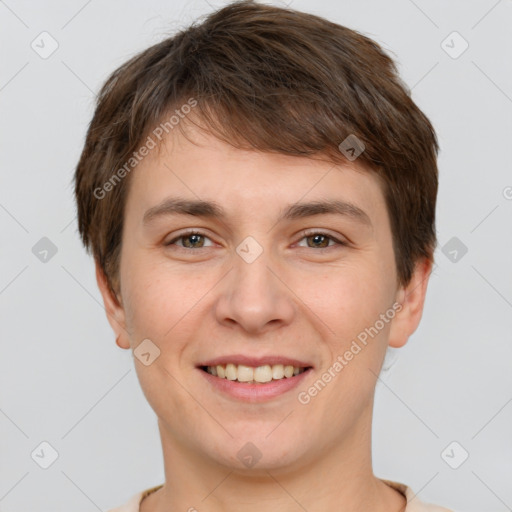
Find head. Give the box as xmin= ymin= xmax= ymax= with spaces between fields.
xmin=74 ymin=0 xmax=438 ymax=471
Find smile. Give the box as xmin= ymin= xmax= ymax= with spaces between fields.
xmin=201 ymin=363 xmax=310 ymax=384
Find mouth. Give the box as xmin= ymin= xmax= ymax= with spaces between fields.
xmin=199 ymin=363 xmax=312 ymax=384
xmin=196 ymin=356 xmax=314 ymax=401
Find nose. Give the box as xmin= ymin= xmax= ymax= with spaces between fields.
xmin=214 ymin=244 xmax=296 ymax=335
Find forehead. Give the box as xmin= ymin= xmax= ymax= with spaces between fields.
xmin=126 ymin=124 xmax=387 ymax=228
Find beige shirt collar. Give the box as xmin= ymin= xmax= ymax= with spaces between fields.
xmin=108 ymin=479 xmax=453 ymax=512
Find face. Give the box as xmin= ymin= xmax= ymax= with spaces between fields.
xmin=98 ymin=122 xmax=430 ymax=473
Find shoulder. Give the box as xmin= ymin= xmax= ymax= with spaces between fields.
xmin=106 ymin=491 xmax=143 ymax=512
xmin=106 ymin=484 xmax=164 ymax=512
xmin=382 ymin=479 xmax=454 ymax=512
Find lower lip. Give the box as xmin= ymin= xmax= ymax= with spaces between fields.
xmin=198 ymin=367 xmax=313 ymax=402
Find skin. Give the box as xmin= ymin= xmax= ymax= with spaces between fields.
xmin=96 ymin=120 xmax=432 ymax=512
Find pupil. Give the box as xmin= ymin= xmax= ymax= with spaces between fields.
xmin=311 ymin=234 xmax=327 ymax=248
xmin=186 ymin=234 xmax=202 ymax=247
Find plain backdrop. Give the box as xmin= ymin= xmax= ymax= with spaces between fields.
xmin=1 ymin=0 xmax=511 ymax=511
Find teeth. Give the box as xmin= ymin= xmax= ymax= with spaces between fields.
xmin=205 ymin=363 xmax=308 ymax=383
xmin=272 ymin=364 xmax=284 ymax=380
xmin=237 ymin=364 xmax=254 ymax=382
xmin=254 ymin=365 xmax=272 ymax=383
xmin=225 ymin=363 xmax=237 ymax=381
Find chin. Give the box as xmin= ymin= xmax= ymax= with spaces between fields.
xmin=202 ymin=430 xmax=307 ymax=471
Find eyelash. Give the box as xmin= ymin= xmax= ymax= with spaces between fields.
xmin=165 ymin=229 xmax=347 ymax=251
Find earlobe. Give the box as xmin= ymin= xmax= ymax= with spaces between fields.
xmin=94 ymin=260 xmax=131 ymax=350
xmin=387 ymin=258 xmax=433 ymax=349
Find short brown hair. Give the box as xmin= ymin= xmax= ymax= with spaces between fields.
xmin=74 ymin=0 xmax=439 ymax=298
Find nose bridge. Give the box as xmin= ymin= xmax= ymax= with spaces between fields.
xmin=234 ymin=239 xmax=273 ymax=295
xmin=215 ymin=235 xmax=295 ymax=332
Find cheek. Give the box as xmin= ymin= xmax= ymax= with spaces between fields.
xmin=120 ymin=258 xmax=172 ymax=339
xmin=120 ymin=257 xmax=213 ymax=345
xmin=307 ymin=258 xmax=396 ymax=375
xmin=315 ymin=261 xmax=392 ymax=327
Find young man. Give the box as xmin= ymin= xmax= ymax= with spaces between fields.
xmin=74 ymin=1 xmax=452 ymax=510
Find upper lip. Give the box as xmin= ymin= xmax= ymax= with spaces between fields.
xmin=198 ymin=354 xmax=313 ymax=368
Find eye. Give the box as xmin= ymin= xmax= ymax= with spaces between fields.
xmin=164 ymin=229 xmax=347 ymax=251
xmin=165 ymin=230 xmax=214 ymax=249
xmin=296 ymin=231 xmax=347 ymax=249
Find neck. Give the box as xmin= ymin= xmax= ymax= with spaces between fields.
xmin=141 ymin=402 xmax=406 ymax=512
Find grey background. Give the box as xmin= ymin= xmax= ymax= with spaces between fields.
xmin=1 ymin=0 xmax=511 ymax=510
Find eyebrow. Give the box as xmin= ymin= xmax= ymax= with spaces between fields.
xmin=142 ymin=197 xmax=372 ymax=227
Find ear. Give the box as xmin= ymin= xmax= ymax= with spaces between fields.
xmin=388 ymin=258 xmax=433 ymax=349
xmin=95 ymin=259 xmax=131 ymax=349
